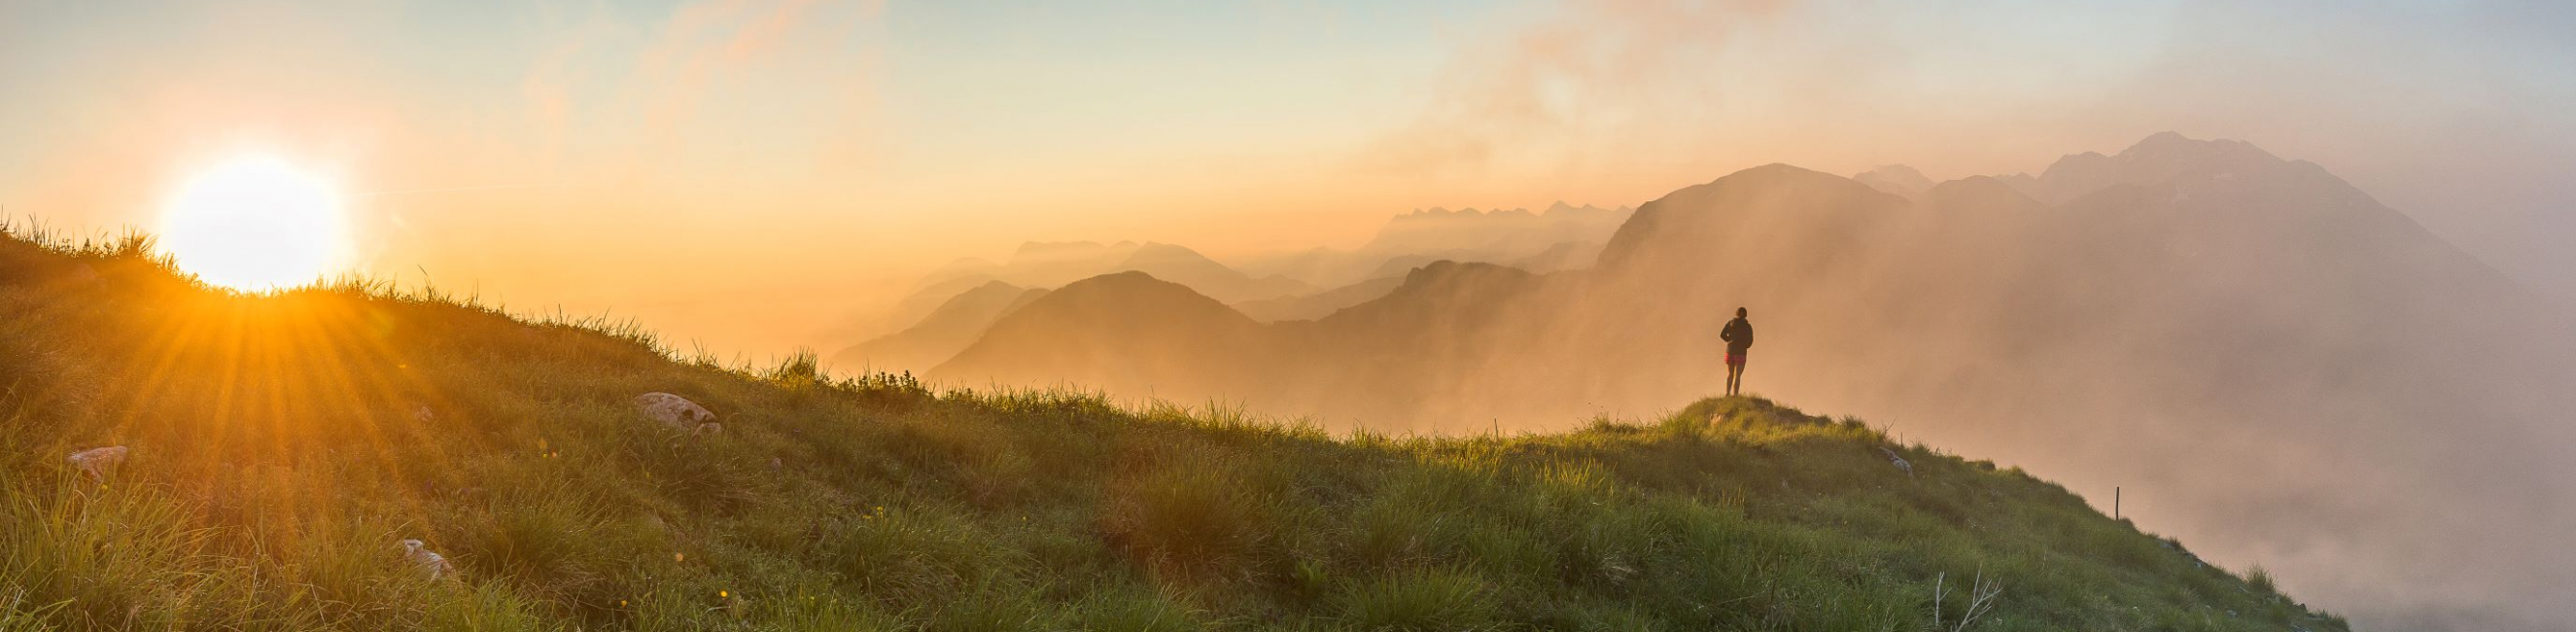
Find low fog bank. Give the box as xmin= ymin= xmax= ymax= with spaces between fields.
xmin=929 ymin=134 xmax=2576 ymax=631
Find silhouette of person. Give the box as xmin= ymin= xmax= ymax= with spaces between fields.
xmin=1721 ymin=307 xmax=1754 ymax=396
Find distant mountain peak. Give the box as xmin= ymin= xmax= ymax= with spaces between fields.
xmin=2009 ymin=132 xmax=2291 ymax=204
xmin=1116 ymin=242 xmax=1223 ymax=268
xmin=962 ymin=279 xmax=1024 ymax=294
xmin=1923 ymin=175 xmax=2037 ymax=201
xmin=2111 ymin=131 xmax=2278 ymax=164
xmin=1854 ymin=164 xmax=1937 ymax=197
xmin=1401 ymin=260 xmax=1535 ymax=287
xmin=1074 ymin=268 xmax=1166 ymax=287
xmin=1700 ymin=163 xmax=1854 ymax=189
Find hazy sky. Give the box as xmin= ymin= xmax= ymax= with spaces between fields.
xmin=2 ymin=0 xmax=2570 ymax=357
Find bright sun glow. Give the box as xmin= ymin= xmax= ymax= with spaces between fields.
xmin=160 ymin=155 xmax=350 ymax=291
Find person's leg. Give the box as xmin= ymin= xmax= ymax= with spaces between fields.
xmin=1725 ymin=362 xmax=1742 ymax=396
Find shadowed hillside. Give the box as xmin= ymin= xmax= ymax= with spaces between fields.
xmin=0 ymin=227 xmax=2338 ymax=631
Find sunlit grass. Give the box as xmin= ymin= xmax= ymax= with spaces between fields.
xmin=0 ymin=228 xmax=2345 ymax=631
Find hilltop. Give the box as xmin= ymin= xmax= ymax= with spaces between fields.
xmin=0 ymin=228 xmax=2336 ymax=630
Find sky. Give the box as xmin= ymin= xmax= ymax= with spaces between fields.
xmin=1 ymin=0 xmax=2571 ymax=359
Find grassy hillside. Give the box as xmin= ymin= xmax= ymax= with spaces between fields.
xmin=0 ymin=228 xmax=2341 ymax=631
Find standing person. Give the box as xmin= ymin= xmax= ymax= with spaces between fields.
xmin=1721 ymin=307 xmax=1754 ymax=396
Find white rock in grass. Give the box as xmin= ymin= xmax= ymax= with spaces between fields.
xmin=633 ymin=392 xmax=714 ymax=430
xmin=400 ymin=539 xmax=458 ymax=580
xmin=1879 ymin=446 xmax=1913 ymax=478
xmin=413 ymin=404 xmax=435 ymax=422
xmin=67 ymin=445 xmax=127 ymax=479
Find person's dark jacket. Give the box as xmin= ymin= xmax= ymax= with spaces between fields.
xmin=1721 ymin=316 xmax=1754 ymax=355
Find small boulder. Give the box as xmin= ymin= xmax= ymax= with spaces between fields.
xmin=633 ymin=393 xmax=714 ymax=430
xmin=1878 ymin=446 xmax=1913 ymax=478
xmin=67 ymin=446 xmax=128 ymax=479
xmin=400 ymin=539 xmax=458 ymax=580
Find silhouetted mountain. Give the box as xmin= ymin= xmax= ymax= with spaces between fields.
xmin=1851 ymin=163 xmax=1936 ymax=199
xmin=1110 ymin=242 xmax=1314 ymax=303
xmin=859 ymin=240 xmax=1305 ymax=345
xmin=919 ymin=133 xmax=2576 ymax=631
xmin=1239 ymin=203 xmax=1633 ymax=287
xmin=878 ymin=273 xmax=1004 ymax=334
xmin=1995 ymin=131 xmax=2291 ymax=204
xmin=1361 ymin=203 xmax=1629 ymax=254
xmin=832 ymin=280 xmax=1045 ymax=372
xmin=914 ymin=257 xmax=1002 ymax=289
xmin=1231 ymin=275 xmax=1406 ymax=323
xmin=882 ymin=203 xmax=1621 ymax=343
xmin=935 ymin=271 xmax=1273 ymax=395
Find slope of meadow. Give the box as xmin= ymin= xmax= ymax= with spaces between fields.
xmin=0 ymin=229 xmax=2339 ymax=631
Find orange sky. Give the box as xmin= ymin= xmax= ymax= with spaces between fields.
xmin=3 ymin=0 xmax=2571 ymax=358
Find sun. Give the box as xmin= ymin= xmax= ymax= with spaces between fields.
xmin=159 ymin=155 xmax=351 ymax=291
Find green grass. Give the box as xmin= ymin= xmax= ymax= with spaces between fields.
xmin=0 ymin=226 xmax=2345 ymax=630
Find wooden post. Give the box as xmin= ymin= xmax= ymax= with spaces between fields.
xmin=2115 ymin=486 xmax=2122 ymax=521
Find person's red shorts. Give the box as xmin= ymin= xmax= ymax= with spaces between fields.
xmin=1724 ymin=353 xmax=1745 ymax=367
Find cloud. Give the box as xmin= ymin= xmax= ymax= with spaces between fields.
xmin=513 ymin=0 xmax=885 ymax=183
xmin=1362 ymin=0 xmax=1793 ymax=177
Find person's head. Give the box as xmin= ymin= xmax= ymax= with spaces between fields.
xmin=1736 ymin=307 xmax=1748 ymax=318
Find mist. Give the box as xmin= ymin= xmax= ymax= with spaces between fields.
xmin=5 ymin=1 xmax=2575 ymax=628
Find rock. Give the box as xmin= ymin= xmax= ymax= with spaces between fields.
xmin=633 ymin=393 xmax=714 ymax=430
xmin=67 ymin=445 xmax=128 ymax=479
xmin=1879 ymin=446 xmax=1913 ymax=477
xmin=400 ymin=539 xmax=458 ymax=580
xmin=413 ymin=404 xmax=435 ymax=422
xmin=694 ymin=422 xmax=722 ymax=436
